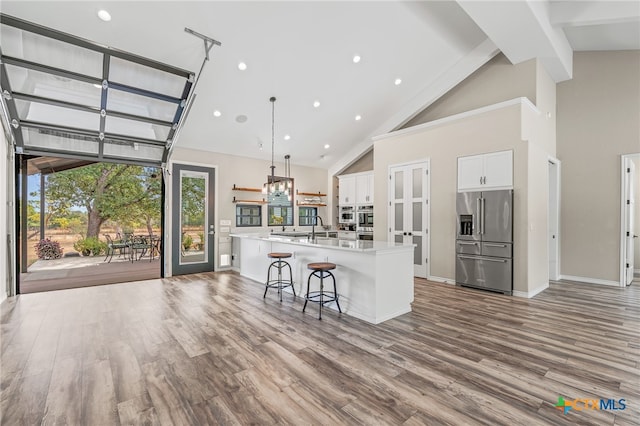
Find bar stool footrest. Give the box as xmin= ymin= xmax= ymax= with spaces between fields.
xmin=304 ymin=291 xmax=339 ymax=305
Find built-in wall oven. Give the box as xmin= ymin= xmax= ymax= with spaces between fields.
xmin=339 ymin=205 xmax=356 ymax=224
xmin=357 ymin=229 xmax=373 ymax=240
xmin=357 ymin=205 xmax=374 ymax=228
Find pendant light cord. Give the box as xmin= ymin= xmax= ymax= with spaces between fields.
xmin=270 ymin=96 xmax=276 ymax=182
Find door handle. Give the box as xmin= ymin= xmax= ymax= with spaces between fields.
xmin=457 ymin=241 xmax=478 ymax=245
xmin=458 ymin=255 xmax=507 ymax=263
xmin=484 ymin=243 xmax=507 ymax=247
xmin=408 ymin=232 xmax=412 ymax=236
xmin=403 ymin=232 xmax=407 ymax=236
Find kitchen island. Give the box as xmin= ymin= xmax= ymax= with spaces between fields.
xmin=231 ymin=233 xmax=415 ymax=324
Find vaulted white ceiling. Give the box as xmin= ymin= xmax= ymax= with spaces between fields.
xmin=1 ymin=1 xmax=638 ymax=170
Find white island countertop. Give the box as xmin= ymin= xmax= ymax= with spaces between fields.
xmin=230 ymin=232 xmax=415 ymax=324
xmin=230 ymin=232 xmax=414 ymax=253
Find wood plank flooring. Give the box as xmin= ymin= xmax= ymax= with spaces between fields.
xmin=1 ymin=273 xmax=638 ymax=425
xmin=19 ymin=259 xmax=161 ymax=294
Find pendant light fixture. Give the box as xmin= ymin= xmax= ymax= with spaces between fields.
xmin=262 ymin=96 xmax=292 ymax=199
xmin=263 ymin=96 xmax=279 ymax=195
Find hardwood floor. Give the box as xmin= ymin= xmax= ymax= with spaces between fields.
xmin=19 ymin=259 xmax=161 ymax=294
xmin=1 ymin=272 xmax=638 ymax=425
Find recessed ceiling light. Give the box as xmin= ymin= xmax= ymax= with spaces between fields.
xmin=284 ymin=134 xmax=291 ymax=141
xmin=235 ymin=115 xmax=248 ymax=123
xmin=97 ymin=10 xmax=111 ymax=22
xmin=213 ymin=110 xmax=221 ymax=117
xmin=355 ymin=115 xmax=362 ymax=121
xmin=324 ymin=144 xmax=330 ymax=149
xmin=313 ymin=100 xmax=320 ymax=108
xmin=394 ymin=78 xmax=402 ymax=85
xmin=353 ymin=55 xmax=361 ymax=64
xmin=238 ymin=62 xmax=247 ymax=71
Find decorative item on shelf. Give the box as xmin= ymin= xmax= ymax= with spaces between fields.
xmin=261 ymin=97 xmax=292 ymax=201
xmin=295 ymin=190 xmax=327 ymax=206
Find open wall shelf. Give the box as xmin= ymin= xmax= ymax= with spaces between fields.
xmin=296 ymin=190 xmax=327 ymax=197
xmin=233 ymin=197 xmax=266 ymax=204
xmin=296 ymin=201 xmax=326 ymax=207
xmin=232 ymin=184 xmax=262 ymax=192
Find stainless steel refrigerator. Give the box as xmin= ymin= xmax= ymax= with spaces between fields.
xmin=455 ymin=189 xmax=513 ymax=294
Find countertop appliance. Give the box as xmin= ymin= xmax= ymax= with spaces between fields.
xmin=455 ymin=189 xmax=513 ymax=294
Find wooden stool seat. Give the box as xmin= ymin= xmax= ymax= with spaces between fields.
xmin=307 ymin=262 xmax=336 ymax=272
xmin=268 ymin=252 xmax=292 ymax=259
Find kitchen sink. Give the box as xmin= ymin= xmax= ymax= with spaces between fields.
xmin=270 ymin=231 xmax=311 ymax=237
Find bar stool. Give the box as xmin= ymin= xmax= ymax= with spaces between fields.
xmin=303 ymin=262 xmax=342 ymax=320
xmin=264 ymin=252 xmax=295 ymax=301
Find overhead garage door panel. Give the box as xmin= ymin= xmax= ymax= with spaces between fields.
xmin=0 ymin=13 xmax=196 ymax=167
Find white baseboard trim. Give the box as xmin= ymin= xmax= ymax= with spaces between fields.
xmin=559 ymin=275 xmax=620 ymax=287
xmin=427 ymin=275 xmax=456 ymax=285
xmin=513 ymin=282 xmax=549 ymax=298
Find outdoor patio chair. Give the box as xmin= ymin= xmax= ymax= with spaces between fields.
xmin=130 ymin=235 xmax=153 ymax=262
xmin=104 ymin=234 xmax=128 ymax=263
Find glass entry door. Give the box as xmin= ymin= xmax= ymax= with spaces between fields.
xmin=389 ymin=161 xmax=429 ymax=278
xmin=171 ymin=163 xmax=215 ymax=275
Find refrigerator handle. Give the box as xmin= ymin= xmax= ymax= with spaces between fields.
xmin=476 ymin=197 xmax=481 ymax=236
xmin=481 ymin=197 xmax=485 ymax=235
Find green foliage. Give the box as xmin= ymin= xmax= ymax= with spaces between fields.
xmin=27 ymin=201 xmax=40 ymax=229
xmin=34 ymin=238 xmax=63 ymax=260
xmin=182 ymin=234 xmax=193 ymax=251
xmin=45 ymin=164 xmax=161 ymax=238
xmin=73 ymin=236 xmax=107 ymax=256
xmin=181 ymin=176 xmax=205 ymax=227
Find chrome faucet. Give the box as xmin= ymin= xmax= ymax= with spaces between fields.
xmin=311 ymin=215 xmax=324 ymax=241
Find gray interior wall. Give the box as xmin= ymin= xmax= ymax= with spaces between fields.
xmin=374 ymin=104 xmax=531 ymax=292
xmin=340 ymin=149 xmax=374 ymax=175
xmin=403 ymin=54 xmax=537 ymax=128
xmin=557 ymin=50 xmax=640 ymax=283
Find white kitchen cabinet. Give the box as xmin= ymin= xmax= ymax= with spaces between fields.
xmin=337 ymin=231 xmax=356 ymax=240
xmin=338 ymin=175 xmax=356 ymax=205
xmin=457 ymin=150 xmax=512 ymax=192
xmin=356 ymin=172 xmax=374 ymax=204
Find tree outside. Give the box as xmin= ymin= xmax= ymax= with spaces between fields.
xmin=27 ymin=162 xmax=162 ymax=265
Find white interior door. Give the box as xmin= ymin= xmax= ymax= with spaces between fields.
xmin=389 ymin=161 xmax=429 ymax=278
xmin=625 ymin=158 xmax=635 ymax=285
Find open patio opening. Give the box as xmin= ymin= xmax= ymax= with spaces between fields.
xmin=18 ymin=155 xmax=163 ymax=293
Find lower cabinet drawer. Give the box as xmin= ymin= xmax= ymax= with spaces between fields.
xmin=455 ymin=254 xmax=512 ymax=293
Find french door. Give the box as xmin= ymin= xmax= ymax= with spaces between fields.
xmin=171 ymin=163 xmax=215 ymax=275
xmin=389 ymin=160 xmax=430 ymax=278
xmin=624 ymin=157 xmax=636 ymax=286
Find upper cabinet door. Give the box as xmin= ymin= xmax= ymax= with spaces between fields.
xmin=457 ymin=155 xmax=485 ymax=191
xmin=338 ymin=175 xmax=356 ymax=205
xmin=355 ymin=173 xmax=374 ymax=204
xmin=457 ymin=150 xmax=513 ymax=192
xmin=483 ymin=150 xmax=513 ymax=189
